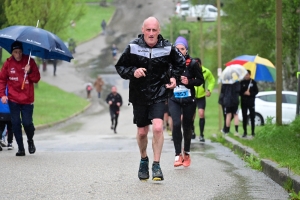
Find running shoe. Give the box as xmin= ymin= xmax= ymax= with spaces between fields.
xmin=199 ymin=136 xmax=205 ymax=142
xmin=183 ymin=154 xmax=191 ymax=167
xmin=174 ymin=154 xmax=183 ymax=167
xmin=138 ymin=160 xmax=149 ymax=180
xmin=152 ymin=163 xmax=164 ymax=181
xmin=191 ymin=132 xmax=196 ymax=139
xmin=7 ymin=143 xmax=14 ymax=150
xmin=0 ymin=140 xmax=7 ymax=147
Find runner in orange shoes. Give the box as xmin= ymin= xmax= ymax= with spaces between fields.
xmin=174 ymin=154 xmax=183 ymax=167
xmin=183 ymin=153 xmax=191 ymax=167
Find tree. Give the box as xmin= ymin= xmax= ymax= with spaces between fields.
xmin=221 ymin=0 xmax=300 ymax=90
xmin=0 ymin=0 xmax=9 ymax=63
xmin=4 ymin=0 xmax=86 ymax=39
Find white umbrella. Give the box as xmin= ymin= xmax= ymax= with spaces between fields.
xmin=221 ymin=64 xmax=248 ymax=84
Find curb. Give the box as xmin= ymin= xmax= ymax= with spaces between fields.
xmin=224 ymin=136 xmax=300 ymax=193
xmin=35 ymin=102 xmax=92 ymax=130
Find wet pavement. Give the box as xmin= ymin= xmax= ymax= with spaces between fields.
xmin=0 ymin=74 xmax=289 ymax=199
xmin=0 ymin=0 xmax=290 ymax=199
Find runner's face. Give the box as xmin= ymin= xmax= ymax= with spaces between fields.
xmin=111 ymin=86 xmax=117 ymax=94
xmin=142 ymin=18 xmax=160 ymax=47
xmin=176 ymin=44 xmax=187 ymax=56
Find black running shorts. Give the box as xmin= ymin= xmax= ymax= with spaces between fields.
xmin=224 ymin=106 xmax=238 ymax=115
xmin=196 ymin=97 xmax=206 ymax=109
xmin=133 ymin=101 xmax=165 ymax=127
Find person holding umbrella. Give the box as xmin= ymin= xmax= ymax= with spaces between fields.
xmin=0 ymin=41 xmax=41 ymax=156
xmin=220 ymin=65 xmax=247 ymax=135
xmin=240 ymin=70 xmax=259 ymax=138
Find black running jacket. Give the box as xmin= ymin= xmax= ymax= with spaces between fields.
xmin=115 ymin=34 xmax=185 ymax=105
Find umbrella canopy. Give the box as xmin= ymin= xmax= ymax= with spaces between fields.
xmin=221 ymin=64 xmax=248 ymax=84
xmin=0 ymin=25 xmax=73 ymax=62
xmin=225 ymin=55 xmax=275 ymax=82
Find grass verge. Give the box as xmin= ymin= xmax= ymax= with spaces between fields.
xmin=33 ymin=81 xmax=89 ymax=126
xmin=229 ymin=118 xmax=300 ymax=175
xmin=0 ymin=3 xmax=115 ymax=126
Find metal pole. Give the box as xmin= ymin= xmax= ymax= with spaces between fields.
xmin=170 ymin=17 xmax=173 ymax=43
xmin=200 ymin=16 xmax=203 ymax=61
xmin=276 ymin=0 xmax=282 ymax=125
xmin=190 ymin=31 xmax=192 ymax=56
xmin=217 ymin=0 xmax=222 ymax=130
xmin=296 ymin=8 xmax=300 ymax=115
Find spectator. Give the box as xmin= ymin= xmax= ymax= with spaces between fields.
xmin=101 ymin=19 xmax=107 ymax=35
xmin=85 ymin=82 xmax=93 ymax=99
xmin=222 ymin=81 xmax=240 ymax=134
xmin=0 ymin=86 xmax=13 ymax=150
xmin=53 ymin=59 xmax=57 ymax=76
xmin=240 ymin=70 xmax=258 ymax=138
xmin=111 ymin=44 xmax=118 ymax=60
xmin=93 ymin=75 xmax=105 ymax=98
xmin=68 ymin=38 xmax=76 ymax=54
xmin=0 ymin=41 xmax=41 ymax=156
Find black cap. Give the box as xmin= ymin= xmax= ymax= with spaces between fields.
xmin=11 ymin=41 xmax=23 ymax=53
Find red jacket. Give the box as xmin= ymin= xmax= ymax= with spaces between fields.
xmin=0 ymin=55 xmax=40 ymax=104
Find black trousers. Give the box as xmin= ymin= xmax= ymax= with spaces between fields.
xmin=241 ymin=104 xmax=255 ymax=134
xmin=109 ymin=109 xmax=119 ymax=130
xmin=0 ymin=120 xmax=13 ymax=143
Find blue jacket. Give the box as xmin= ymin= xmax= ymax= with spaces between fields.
xmin=0 ymin=87 xmax=11 ymax=121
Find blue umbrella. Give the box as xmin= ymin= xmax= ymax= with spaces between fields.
xmin=0 ymin=25 xmax=73 ymax=62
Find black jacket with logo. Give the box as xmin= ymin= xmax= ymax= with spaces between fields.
xmin=115 ymin=34 xmax=186 ymax=105
xmin=240 ymin=79 xmax=259 ymax=106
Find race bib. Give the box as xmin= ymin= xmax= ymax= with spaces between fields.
xmin=173 ymin=85 xmax=191 ymax=98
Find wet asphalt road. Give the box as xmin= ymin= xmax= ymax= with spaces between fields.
xmin=0 ymin=74 xmax=289 ymax=199
xmin=0 ymin=0 xmax=289 ymax=199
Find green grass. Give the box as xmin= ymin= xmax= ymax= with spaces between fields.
xmin=165 ymin=16 xmax=300 ymax=176
xmin=65 ymin=5 xmax=115 ymax=44
xmin=33 ymin=81 xmax=89 ymax=125
xmin=0 ymin=4 xmax=116 ymax=63
xmin=0 ymin=3 xmax=115 ymax=125
xmin=194 ymin=88 xmax=300 ymax=176
xmin=230 ymin=118 xmax=300 ymax=175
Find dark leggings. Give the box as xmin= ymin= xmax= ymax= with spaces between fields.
xmin=110 ymin=109 xmax=119 ymax=130
xmin=168 ymin=98 xmax=196 ymax=155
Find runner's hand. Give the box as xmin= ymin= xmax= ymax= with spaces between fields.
xmin=134 ymin=68 xmax=147 ymax=78
xmin=206 ymin=90 xmax=211 ymax=97
xmin=166 ymin=77 xmax=176 ymax=89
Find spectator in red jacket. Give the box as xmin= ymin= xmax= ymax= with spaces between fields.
xmin=0 ymin=41 xmax=41 ymax=156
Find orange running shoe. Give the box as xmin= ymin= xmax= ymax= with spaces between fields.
xmin=174 ymin=154 xmax=183 ymax=167
xmin=183 ymin=154 xmax=191 ymax=167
